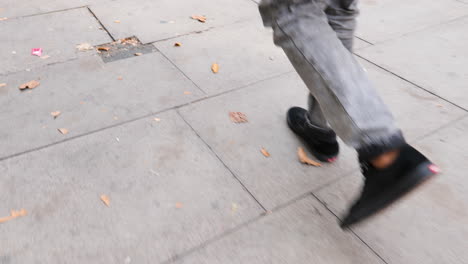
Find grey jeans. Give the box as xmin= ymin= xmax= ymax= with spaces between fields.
xmin=259 ymin=0 xmax=405 ymax=159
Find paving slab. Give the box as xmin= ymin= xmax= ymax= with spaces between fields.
xmin=356 ymin=0 xmax=468 ymax=43
xmin=154 ymin=20 xmax=370 ymax=95
xmin=0 ymin=52 xmax=204 ymax=159
xmin=316 ymin=116 xmax=468 ymax=264
xmin=357 ymin=16 xmax=468 ymax=110
xmin=0 ymin=0 xmax=90 ymax=18
xmin=179 ymin=59 xmax=463 ymax=209
xmin=175 ymin=196 xmax=384 ymax=264
xmin=180 ymin=72 xmax=358 ymax=210
xmin=0 ymin=110 xmax=263 ymax=264
xmin=88 ymin=0 xmax=258 ymax=43
xmin=0 ymin=8 xmax=111 ymax=75
xmin=154 ymin=20 xmax=293 ymax=94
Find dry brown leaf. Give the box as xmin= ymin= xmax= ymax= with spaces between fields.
xmin=76 ymin=43 xmax=93 ymax=51
xmin=100 ymin=195 xmax=110 ymax=207
xmin=117 ymin=76 xmax=123 ymax=80
xmin=134 ymin=53 xmax=143 ymax=56
xmin=175 ymin=202 xmax=183 ymax=209
xmin=261 ymin=147 xmax=271 ymax=157
xmin=19 ymin=80 xmax=40 ymax=90
xmin=0 ymin=209 xmax=27 ymax=224
xmin=0 ymin=83 xmax=6 ymax=87
xmin=51 ymin=111 xmax=61 ymax=118
xmin=120 ymin=37 xmax=139 ymax=46
xmin=229 ymin=112 xmax=248 ymax=123
xmin=97 ymin=46 xmax=111 ymax=51
xmin=191 ymin=15 xmax=206 ymax=23
xmin=211 ymin=63 xmax=219 ymax=73
xmin=58 ymin=128 xmax=69 ymax=135
xmin=174 ymin=42 xmax=182 ymax=47
xmin=297 ymin=147 xmax=322 ymax=167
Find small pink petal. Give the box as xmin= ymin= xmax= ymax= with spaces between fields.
xmin=31 ymin=48 xmax=43 ymax=57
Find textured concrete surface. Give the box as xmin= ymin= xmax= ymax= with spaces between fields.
xmin=357 ymin=15 xmax=468 ymax=109
xmin=0 ymin=53 xmax=203 ymax=159
xmin=0 ymin=111 xmax=263 ymax=264
xmin=0 ymin=0 xmax=90 ymax=18
xmin=175 ymin=197 xmax=385 ymax=264
xmin=88 ymin=0 xmax=259 ymax=43
xmin=0 ymin=8 xmax=110 ymax=75
xmin=1 ymin=0 xmax=468 ymax=263
xmin=356 ymin=0 xmax=468 ymax=43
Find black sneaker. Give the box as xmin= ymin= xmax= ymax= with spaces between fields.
xmin=341 ymin=144 xmax=440 ymax=228
xmin=287 ymin=107 xmax=339 ymax=162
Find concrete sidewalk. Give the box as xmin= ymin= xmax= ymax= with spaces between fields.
xmin=1 ymin=0 xmax=468 ymax=263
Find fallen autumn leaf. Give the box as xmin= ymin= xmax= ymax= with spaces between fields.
xmin=229 ymin=112 xmax=248 ymax=123
xmin=51 ymin=111 xmax=61 ymax=118
xmin=19 ymin=80 xmax=40 ymax=90
xmin=134 ymin=53 xmax=143 ymax=56
xmin=297 ymin=147 xmax=322 ymax=167
xmin=100 ymin=195 xmax=110 ymax=207
xmin=174 ymin=42 xmax=182 ymax=47
xmin=0 ymin=209 xmax=27 ymax=224
xmin=58 ymin=128 xmax=69 ymax=135
xmin=191 ymin=15 xmax=206 ymax=23
xmin=97 ymin=46 xmax=111 ymax=51
xmin=261 ymin=147 xmax=271 ymax=157
xmin=76 ymin=43 xmax=93 ymax=51
xmin=211 ymin=63 xmax=219 ymax=73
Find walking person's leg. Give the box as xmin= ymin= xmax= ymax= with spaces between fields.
xmin=259 ymin=0 xmax=439 ymax=227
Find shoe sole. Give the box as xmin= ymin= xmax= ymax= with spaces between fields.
xmin=341 ymin=161 xmax=439 ymax=228
xmin=286 ymin=114 xmax=338 ymax=163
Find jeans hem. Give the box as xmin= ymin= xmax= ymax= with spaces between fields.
xmin=357 ymin=132 xmax=406 ymax=161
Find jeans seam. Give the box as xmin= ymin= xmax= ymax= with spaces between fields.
xmin=273 ymin=17 xmax=372 ymax=145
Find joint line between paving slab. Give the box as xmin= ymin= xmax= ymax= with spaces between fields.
xmin=86 ymin=7 xmax=116 ymax=42
xmin=176 ymin=109 xmax=268 ymax=212
xmin=160 ymin=213 xmax=266 ymax=264
xmin=155 ymin=48 xmax=207 ymax=95
xmin=0 ymin=70 xmax=292 ymax=162
xmin=0 ymin=57 xmax=81 ymax=77
xmin=368 ymin=13 xmax=468 ymax=46
xmin=310 ymin=193 xmax=390 ymax=264
xmin=5 ymin=6 xmax=88 ymax=20
xmin=355 ymin=36 xmax=374 ymax=45
xmin=355 ymin=54 xmax=468 ymax=113
xmin=147 ymin=27 xmax=217 ymax=45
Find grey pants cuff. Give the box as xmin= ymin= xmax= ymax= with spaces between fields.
xmin=357 ymin=132 xmax=406 ymax=161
